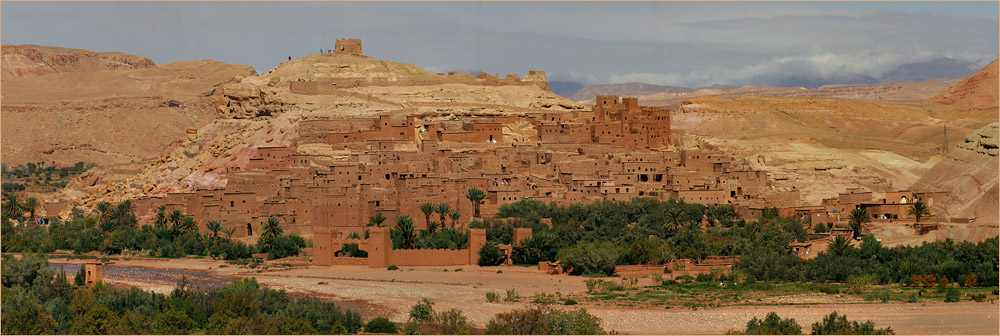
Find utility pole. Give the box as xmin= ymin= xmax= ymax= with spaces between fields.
xmin=943 ymin=122 xmax=948 ymax=155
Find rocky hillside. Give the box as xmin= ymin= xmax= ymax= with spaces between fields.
xmin=910 ymin=123 xmax=999 ymax=225
xmin=673 ymin=95 xmax=997 ymax=205
xmin=2 ymin=46 xmax=258 ymax=166
xmin=924 ymin=59 xmax=999 ymax=106
xmin=1 ymin=44 xmax=156 ymax=81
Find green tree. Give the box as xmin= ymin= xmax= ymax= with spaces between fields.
xmin=152 ymin=307 xmax=196 ymax=334
xmin=420 ymin=202 xmax=436 ymax=227
xmin=466 ymin=187 xmax=486 ymax=218
xmin=2 ymin=193 xmax=24 ymax=222
xmin=436 ymin=203 xmax=451 ymax=226
xmin=449 ymin=210 xmax=462 ymax=228
xmin=368 ymin=212 xmax=387 ymax=227
xmin=828 ymin=234 xmax=851 ymax=255
xmin=907 ymin=200 xmax=932 ymax=224
xmin=393 ymin=215 xmax=417 ymax=249
xmin=71 ymin=304 xmax=120 ymax=335
xmin=259 ymin=217 xmax=284 ymax=251
xmin=810 ymin=312 xmax=893 ymax=335
xmin=848 ymin=208 xmax=871 ymax=239
xmin=557 ymin=241 xmax=620 ymax=276
xmin=95 ymin=202 xmax=112 ymax=231
xmin=3 ymin=297 xmax=58 ymax=334
xmin=206 ymin=220 xmax=224 ymax=244
xmin=743 ymin=312 xmax=802 ymax=335
xmin=478 ymin=241 xmax=506 ymax=266
xmin=221 ymin=227 xmax=236 ymax=240
xmin=365 ymin=317 xmax=399 ymax=334
xmin=23 ymin=197 xmax=40 ymax=222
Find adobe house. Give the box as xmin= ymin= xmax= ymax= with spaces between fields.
xmin=84 ymin=262 xmax=103 ymax=286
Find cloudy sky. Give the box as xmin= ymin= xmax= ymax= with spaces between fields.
xmin=3 ymin=2 xmax=998 ymax=91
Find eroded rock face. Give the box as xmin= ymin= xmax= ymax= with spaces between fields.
xmin=925 ymin=59 xmax=999 ymax=106
xmin=213 ymin=83 xmax=293 ymax=118
xmin=910 ymin=123 xmax=999 ymax=224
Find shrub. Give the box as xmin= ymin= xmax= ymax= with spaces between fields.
xmin=810 ymin=312 xmax=894 ymax=335
xmin=564 ymin=298 xmax=578 ymax=305
xmin=504 ymin=288 xmax=521 ymax=302
xmin=585 ymin=279 xmax=600 ymax=293
xmin=433 ymin=308 xmax=472 ymax=335
xmin=486 ymin=291 xmax=500 ymax=302
xmin=365 ymin=317 xmax=398 ymax=334
xmin=743 ymin=312 xmax=801 ymax=335
xmin=944 ymin=288 xmax=960 ymax=302
xmin=387 ymin=265 xmax=399 ymax=270
xmin=969 ymin=293 xmax=986 ymax=302
xmin=675 ymin=275 xmax=694 ymax=282
xmin=485 ymin=305 xmax=606 ymax=335
xmin=557 ymin=241 xmax=619 ymax=276
xmin=531 ymin=292 xmax=558 ymax=304
xmin=478 ymin=241 xmax=506 ymax=266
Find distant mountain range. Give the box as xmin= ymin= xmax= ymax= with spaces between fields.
xmin=555 ymin=57 xmax=980 ymax=100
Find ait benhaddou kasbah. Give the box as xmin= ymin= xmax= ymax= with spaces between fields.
xmin=1 ymin=2 xmax=998 ymax=335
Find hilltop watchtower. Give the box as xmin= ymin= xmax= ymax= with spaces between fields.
xmin=335 ymin=38 xmax=363 ymax=55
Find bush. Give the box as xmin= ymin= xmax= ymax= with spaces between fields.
xmin=485 ymin=305 xmax=606 ymax=335
xmin=944 ymin=288 xmax=960 ymax=302
xmin=387 ymin=265 xmax=399 ymax=270
xmin=675 ymin=275 xmax=694 ymax=282
xmin=813 ymin=222 xmax=829 ymax=233
xmin=486 ymin=291 xmax=500 ymax=302
xmin=564 ymin=298 xmax=578 ymax=305
xmin=478 ymin=241 xmax=506 ymax=266
xmin=810 ymin=312 xmax=894 ymax=335
xmin=969 ymin=293 xmax=986 ymax=302
xmin=433 ymin=308 xmax=472 ymax=335
xmin=504 ymin=288 xmax=521 ymax=302
xmin=743 ymin=312 xmax=801 ymax=335
xmin=557 ymin=241 xmax=619 ymax=276
xmin=365 ymin=317 xmax=398 ymax=334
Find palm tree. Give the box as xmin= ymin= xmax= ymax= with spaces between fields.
xmin=259 ymin=217 xmax=284 ymax=251
xmin=449 ymin=210 xmax=461 ymax=228
xmin=466 ymin=187 xmax=486 ymax=218
xmin=22 ymin=197 xmax=39 ymax=223
xmin=665 ymin=209 xmax=685 ymax=232
xmin=848 ymin=208 xmax=871 ymax=240
xmin=221 ymin=227 xmax=236 ymax=240
xmin=435 ymin=203 xmax=451 ymax=225
xmin=419 ymin=203 xmax=436 ymax=226
xmin=154 ymin=205 xmax=168 ymax=227
xmin=828 ymin=234 xmax=851 ymax=255
xmin=2 ymin=193 xmax=24 ymax=221
xmin=95 ymin=202 xmax=112 ymax=228
xmin=394 ymin=215 xmax=416 ymax=249
xmin=908 ymin=200 xmax=932 ymax=224
xmin=180 ymin=216 xmax=198 ymax=233
xmin=368 ymin=212 xmax=387 ymax=227
xmin=206 ymin=220 xmax=224 ymax=244
xmin=427 ymin=221 xmax=440 ymax=235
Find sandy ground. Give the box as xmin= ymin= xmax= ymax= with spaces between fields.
xmin=46 ymin=256 xmax=999 ymax=335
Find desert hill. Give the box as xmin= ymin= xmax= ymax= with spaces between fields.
xmin=924 ymin=59 xmax=999 ymax=106
xmin=577 ymin=79 xmax=960 ymax=107
xmin=1 ymin=44 xmax=156 ymax=81
xmin=672 ymin=95 xmax=996 ymax=205
xmin=1 ymin=46 xmax=258 ymax=166
xmin=565 ymin=82 xmax=693 ymax=101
